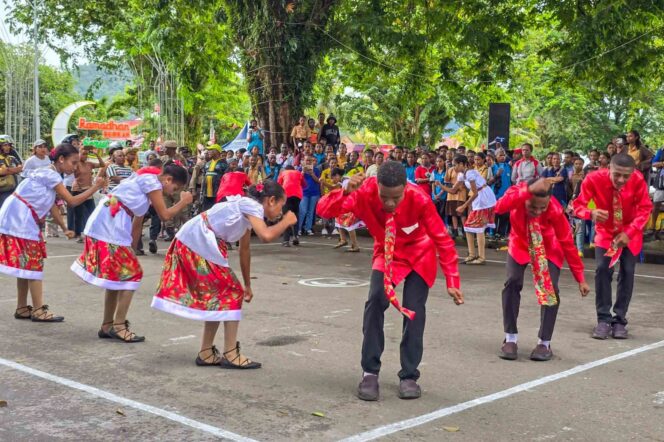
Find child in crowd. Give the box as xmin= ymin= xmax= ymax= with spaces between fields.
xmin=1 ymin=144 xmax=105 ymax=322
xmin=331 ymin=168 xmax=361 ymax=252
xmin=71 ymin=164 xmax=193 ymax=342
xmin=152 ymin=180 xmax=297 ymax=368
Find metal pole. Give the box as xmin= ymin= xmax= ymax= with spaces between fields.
xmin=32 ymin=0 xmax=40 ymax=139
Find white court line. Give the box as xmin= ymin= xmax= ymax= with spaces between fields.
xmin=340 ymin=339 xmax=664 ymax=442
xmin=48 ymin=254 xmax=80 ymax=259
xmin=0 ymin=357 xmax=258 ymax=442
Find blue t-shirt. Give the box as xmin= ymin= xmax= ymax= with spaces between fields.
xmin=314 ymin=153 xmax=326 ymax=165
xmin=542 ymin=167 xmax=568 ymax=206
xmin=492 ymin=162 xmax=512 ymax=198
xmin=432 ymin=169 xmax=447 ymax=200
xmin=247 ymin=129 xmax=264 ymax=155
xmin=405 ymin=165 xmax=417 ymax=183
xmin=302 ymin=167 xmax=321 ymax=197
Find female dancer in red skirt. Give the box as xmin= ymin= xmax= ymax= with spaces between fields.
xmin=152 ymin=180 xmax=296 ymax=368
xmin=0 ymin=143 xmax=105 ymax=322
xmin=71 ymin=163 xmax=192 ymax=342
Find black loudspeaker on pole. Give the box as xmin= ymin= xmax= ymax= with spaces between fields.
xmin=488 ymin=103 xmax=510 ymax=151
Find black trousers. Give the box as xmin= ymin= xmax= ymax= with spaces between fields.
xmin=595 ymin=247 xmax=636 ymax=325
xmin=282 ymin=196 xmax=301 ymax=242
xmin=495 ymin=212 xmax=510 ymax=237
xmin=71 ymin=192 xmax=95 ymax=236
xmin=502 ymin=255 xmax=561 ymax=341
xmin=66 ymin=186 xmax=75 ymax=231
xmin=202 ymin=197 xmax=216 ymax=212
xmin=361 ymin=270 xmax=429 ymax=380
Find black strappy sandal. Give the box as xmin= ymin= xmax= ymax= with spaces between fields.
xmin=14 ymin=305 xmax=32 ymax=320
xmin=98 ymin=321 xmax=114 ymax=339
xmin=195 ymin=345 xmax=222 ymax=367
xmin=31 ymin=305 xmax=64 ymax=323
xmin=108 ymin=320 xmax=145 ymax=343
xmin=220 ymin=342 xmax=262 ymax=369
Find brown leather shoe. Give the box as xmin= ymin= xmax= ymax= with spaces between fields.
xmin=499 ymin=341 xmax=518 ymax=360
xmin=592 ymin=322 xmax=612 ymax=340
xmin=529 ymin=344 xmax=553 ymax=361
xmin=357 ymin=374 xmax=379 ymax=401
xmin=398 ymin=379 xmax=421 ymax=399
xmin=612 ymin=323 xmax=628 ymax=339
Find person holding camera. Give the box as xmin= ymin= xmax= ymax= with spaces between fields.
xmin=246 ymin=119 xmax=264 ymax=155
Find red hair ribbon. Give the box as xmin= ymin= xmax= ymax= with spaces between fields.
xmin=136 ymin=166 xmax=162 ymax=175
xmin=256 ymin=183 xmax=264 ymax=192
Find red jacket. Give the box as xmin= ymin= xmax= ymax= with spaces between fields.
xmin=572 ymin=169 xmax=652 ymax=256
xmin=278 ymin=170 xmax=305 ymax=199
xmin=495 ymin=183 xmax=585 ymax=283
xmin=317 ymin=177 xmax=460 ymax=289
xmin=215 ymin=171 xmax=251 ymax=203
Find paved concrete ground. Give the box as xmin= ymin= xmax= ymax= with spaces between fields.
xmin=1 ymin=234 xmax=663 ymax=441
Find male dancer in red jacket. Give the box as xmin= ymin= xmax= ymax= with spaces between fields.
xmin=496 ymin=178 xmax=590 ymax=361
xmin=318 ymin=161 xmax=463 ymax=401
xmin=573 ymin=154 xmax=652 ymax=339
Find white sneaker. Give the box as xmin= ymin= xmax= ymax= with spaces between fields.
xmin=321 ymin=228 xmax=329 ymax=235
xmin=332 ymin=229 xmax=339 ymax=235
xmin=306 ymin=230 xmax=314 ymax=236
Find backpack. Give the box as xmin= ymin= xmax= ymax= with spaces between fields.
xmin=0 ymin=156 xmax=17 ymax=192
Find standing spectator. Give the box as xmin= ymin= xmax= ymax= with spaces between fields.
xmin=568 ymin=157 xmax=587 ymax=256
xmin=315 ymin=112 xmax=326 ymax=132
xmin=313 ymin=143 xmax=326 ymax=165
xmin=542 ymin=152 xmax=568 ymax=207
xmin=432 ymin=155 xmax=447 ymax=221
xmin=319 ymin=157 xmax=340 ymax=236
xmin=598 ymin=151 xmax=611 ymax=169
xmin=298 ymin=155 xmax=321 ymax=236
xmin=626 ymin=129 xmax=653 ymax=184
xmin=337 ymin=143 xmax=348 ymax=169
xmin=72 ymin=146 xmax=106 ymax=242
xmin=125 ymin=147 xmax=140 ymax=171
xmin=405 ymin=151 xmax=417 ymax=183
xmin=318 ymin=114 xmax=340 ymax=148
xmin=365 ymin=152 xmax=383 ymax=177
xmin=444 ymin=155 xmax=467 ymax=237
xmin=160 ymin=140 xmax=187 ymax=165
xmin=392 ymin=146 xmax=406 ymax=165
xmin=202 ymin=144 xmax=228 ymax=211
xmin=246 ymin=119 xmax=264 ymax=155
xmin=362 ymin=149 xmax=375 ymax=171
xmin=606 ymin=142 xmax=617 ymax=158
xmin=414 ymin=152 xmax=434 ymax=196
xmin=474 ymin=152 xmax=493 ymax=181
xmin=0 ymin=139 xmax=23 ymax=207
xmin=573 ymin=154 xmax=652 ymax=339
xmin=562 ymin=150 xmax=575 ymax=178
xmin=143 ymin=140 xmax=157 ymax=164
xmin=511 ymin=143 xmax=541 ymax=184
xmin=264 ymin=154 xmax=281 ymax=181
xmin=466 ymin=150 xmax=476 ymax=169
xmin=278 ymin=166 xmax=306 ymax=247
xmin=22 ymin=139 xmax=51 ymax=176
xmin=344 ymin=151 xmax=363 ymax=176
xmin=649 ymin=147 xmax=664 ymax=240
xmin=277 ymin=143 xmax=293 ymax=167
xmin=106 ymin=149 xmax=133 ymax=192
xmin=0 ymin=135 xmax=22 ymax=165
xmin=290 ymin=116 xmax=311 ymax=149
xmin=583 ymin=149 xmax=600 ymax=176
xmin=492 ymin=148 xmax=512 ymax=239
xmin=245 ymin=155 xmax=265 ymax=185
xmin=308 ymin=118 xmax=318 ymax=144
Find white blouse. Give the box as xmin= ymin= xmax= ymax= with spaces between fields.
xmin=84 ymin=173 xmax=162 ymax=246
xmin=461 ymin=169 xmax=497 ymax=211
xmin=176 ymin=196 xmax=264 ymax=267
xmin=0 ymin=167 xmax=63 ymax=241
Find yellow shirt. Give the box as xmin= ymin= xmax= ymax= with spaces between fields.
xmin=205 ymin=159 xmax=220 ymax=197
xmin=337 ymin=154 xmax=347 ymax=169
xmin=290 ymin=125 xmax=311 ymax=140
xmin=628 ymin=146 xmax=641 ymax=165
xmin=320 ymin=168 xmax=334 ymax=195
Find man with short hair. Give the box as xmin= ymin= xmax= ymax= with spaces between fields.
xmin=317 ymin=162 xmax=463 ymax=401
xmin=573 ymin=154 xmax=652 ymax=339
xmin=563 ymin=150 xmax=575 ymax=179
xmin=318 ymin=114 xmax=340 ymax=148
xmin=496 ymin=178 xmax=589 ymax=361
xmin=202 ymin=144 xmax=228 ymax=211
xmin=511 ymin=143 xmax=541 ymax=184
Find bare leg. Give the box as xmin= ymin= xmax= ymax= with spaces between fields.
xmin=112 ymin=290 xmax=138 ymax=339
xmin=223 ymin=321 xmax=255 ymax=365
xmin=465 ymin=232 xmax=476 ymax=258
xmin=349 ymin=230 xmax=358 ymax=249
xmin=477 ymin=232 xmax=486 ymax=260
xmin=28 ymin=280 xmax=44 ymax=308
xmin=451 ymin=215 xmax=458 ymax=230
xmin=102 ymin=289 xmax=119 ymax=332
xmin=199 ymin=321 xmax=221 ymax=362
xmin=17 ymin=278 xmax=29 ymax=308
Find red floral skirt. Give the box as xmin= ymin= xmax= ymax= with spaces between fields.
xmin=335 ymin=212 xmax=364 ymax=231
xmin=0 ymin=233 xmax=46 ymax=280
xmin=464 ymin=207 xmax=496 ymax=233
xmin=71 ymin=237 xmax=143 ymax=290
xmin=151 ymin=239 xmax=245 ymax=321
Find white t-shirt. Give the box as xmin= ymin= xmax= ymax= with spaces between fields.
xmin=0 ymin=167 xmax=63 ymax=241
xmin=176 ymin=196 xmax=264 ymax=267
xmin=21 ymin=155 xmax=52 ymax=177
xmin=84 ymin=173 xmax=162 ymax=246
xmin=461 ymin=169 xmax=496 ymax=211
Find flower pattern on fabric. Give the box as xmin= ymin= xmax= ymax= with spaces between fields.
xmin=336 ymin=211 xmax=359 ymax=228
xmin=76 ymin=236 xmax=142 ymax=282
xmin=604 ymin=190 xmax=623 ymax=267
xmin=0 ymin=233 xmax=46 ymax=272
xmin=154 ymin=239 xmax=244 ymax=313
xmin=464 ymin=207 xmax=496 ymax=231
xmin=384 ymin=215 xmax=416 ymax=320
xmin=527 ymin=216 xmax=558 ymax=306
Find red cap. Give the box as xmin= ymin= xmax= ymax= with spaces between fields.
xmin=514 ymin=149 xmax=523 ymax=155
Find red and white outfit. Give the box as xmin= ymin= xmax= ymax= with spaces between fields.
xmin=334 ymin=177 xmax=365 ymax=231
xmin=151 ymin=196 xmax=263 ymax=321
xmin=215 ymin=171 xmax=252 ymax=202
xmin=461 ymin=169 xmax=496 ymax=233
xmin=0 ymin=167 xmax=62 ymax=280
xmin=71 ymin=170 xmax=162 ymax=290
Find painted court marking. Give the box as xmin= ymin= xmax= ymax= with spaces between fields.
xmin=340 ymin=339 xmax=664 ymax=442
xmin=48 ymin=254 xmax=80 ymax=259
xmin=0 ymin=357 xmax=258 ymax=442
